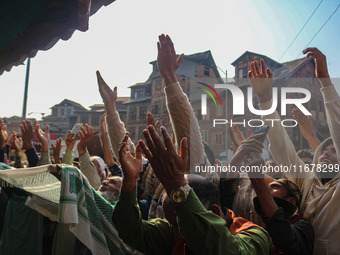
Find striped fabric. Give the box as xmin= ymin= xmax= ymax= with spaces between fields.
xmin=0 ymin=164 xmax=133 ymax=255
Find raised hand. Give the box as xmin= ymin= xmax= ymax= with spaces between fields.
xmin=157 ymin=34 xmax=184 ymax=86
xmin=63 ymin=131 xmax=78 ymax=151
xmin=12 ymin=132 xmax=23 ymax=153
xmin=292 ymin=108 xmax=320 ymax=151
xmin=248 ymin=59 xmax=273 ymax=103
xmin=77 ymin=124 xmax=93 ymax=156
xmin=6 ymin=132 xmax=14 ymax=147
xmin=0 ymin=119 xmax=8 ymax=150
xmin=119 ymin=133 xmax=142 ymax=191
xmin=34 ymin=120 xmax=50 ymax=152
xmin=20 ymin=120 xmax=34 ymax=150
xmin=139 ymin=125 xmax=188 ymax=195
xmin=52 ymin=137 xmax=63 ymax=163
xmin=228 ymin=124 xmax=245 ymax=150
xmin=146 ymin=112 xmax=160 ymax=135
xmin=96 ymin=70 xmax=117 ymax=115
xmin=302 ymin=47 xmax=331 ymax=87
xmin=230 ymin=134 xmax=264 ymax=169
xmin=100 ymin=113 xmax=108 ymax=136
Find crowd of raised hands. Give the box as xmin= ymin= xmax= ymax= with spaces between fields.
xmin=0 ymin=33 xmax=337 ymax=255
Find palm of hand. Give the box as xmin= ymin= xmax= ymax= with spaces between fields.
xmin=121 ymin=153 xmax=141 ymax=180
xmin=14 ymin=138 xmax=23 ymax=151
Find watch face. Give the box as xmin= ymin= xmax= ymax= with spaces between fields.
xmin=172 ymin=190 xmax=185 ymax=203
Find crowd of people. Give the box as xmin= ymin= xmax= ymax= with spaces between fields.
xmin=0 ymin=34 xmax=338 ymax=255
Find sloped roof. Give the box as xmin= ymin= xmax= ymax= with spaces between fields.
xmin=232 ymin=51 xmax=314 ymax=80
xmin=128 ymin=82 xmax=149 ymax=88
xmin=148 ymin=50 xmax=222 ymax=82
xmin=50 ymin=99 xmax=87 ymax=110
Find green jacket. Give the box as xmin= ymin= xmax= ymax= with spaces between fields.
xmin=113 ymin=187 xmax=270 ymax=255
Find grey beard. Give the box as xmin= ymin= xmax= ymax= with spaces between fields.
xmin=98 ymin=190 xmax=118 ymax=204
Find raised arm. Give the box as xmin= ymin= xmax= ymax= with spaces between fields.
xmin=34 ymin=120 xmax=51 ymax=166
xmin=12 ymin=132 xmax=23 ymax=168
xmin=62 ymin=131 xmax=78 ymax=165
xmin=20 ymin=120 xmax=39 ymax=167
xmin=112 ymin=134 xmax=173 ymax=254
xmin=248 ymin=59 xmax=307 ymax=186
xmin=0 ymin=119 xmax=7 ymax=162
xmin=303 ymin=48 xmax=340 ymax=161
xmin=100 ymin=113 xmax=115 ymax=168
xmin=77 ymin=124 xmax=101 ymax=190
xmin=51 ymin=137 xmax=63 ymax=164
xmin=292 ymin=108 xmax=320 ymax=151
xmin=157 ymin=34 xmax=208 ymax=171
xmin=96 ymin=71 xmax=135 ymax=160
xmin=139 ymin=126 xmax=270 ymax=255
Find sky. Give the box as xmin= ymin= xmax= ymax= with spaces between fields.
xmin=1 ymin=0 xmax=340 ymax=119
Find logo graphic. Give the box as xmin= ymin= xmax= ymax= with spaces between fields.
xmin=197 ymin=82 xmax=222 ymax=115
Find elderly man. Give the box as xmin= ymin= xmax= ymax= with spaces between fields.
xmin=97 ymin=176 xmax=122 ymax=204
xmin=113 ymin=127 xmax=270 ymax=255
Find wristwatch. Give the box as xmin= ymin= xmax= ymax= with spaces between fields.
xmin=170 ymin=184 xmax=191 ymax=204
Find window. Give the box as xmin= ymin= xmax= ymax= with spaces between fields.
xmin=81 ymin=115 xmax=88 ymax=124
xmin=238 ymin=68 xmax=247 ymax=79
xmin=238 ymin=69 xmax=243 ymax=79
xmin=310 ymin=99 xmax=316 ymax=110
xmin=92 ymin=116 xmax=99 ymax=126
xmin=201 ymin=130 xmax=208 ymax=143
xmin=67 ymin=108 xmax=71 ymax=116
xmin=134 ymin=90 xmax=143 ymax=99
xmin=204 ymin=66 xmax=210 ymax=76
xmin=215 ymin=105 xmax=223 ymax=116
xmin=306 ymin=72 xmax=313 ymax=84
xmin=60 ymin=109 xmax=65 ymax=116
xmin=243 ymin=68 xmax=247 ymax=78
xmin=130 ymin=107 xmax=137 ymax=121
xmin=155 ymin=79 xmax=162 ymax=90
xmin=139 ymin=106 xmax=147 ymax=120
xmin=146 ymin=86 xmax=152 ymax=97
xmin=198 ymin=110 xmax=202 ymax=121
xmin=163 ymin=105 xmax=168 ymax=113
xmin=152 ymin=103 xmax=160 ymax=114
xmin=214 ymin=133 xmax=223 ymax=145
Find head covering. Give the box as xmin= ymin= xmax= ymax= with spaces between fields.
xmin=90 ymin=156 xmax=106 ymax=172
xmin=274 ymin=178 xmax=302 ymax=207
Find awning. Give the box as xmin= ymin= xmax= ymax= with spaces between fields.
xmin=0 ymin=0 xmax=115 ymax=75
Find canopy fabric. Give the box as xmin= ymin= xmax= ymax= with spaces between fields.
xmin=0 ymin=0 xmax=115 ymax=75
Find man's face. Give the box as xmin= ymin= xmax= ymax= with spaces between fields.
xmin=318 ymin=144 xmax=339 ymax=180
xmin=92 ymin=159 xmax=107 ymax=182
xmin=318 ymin=144 xmax=338 ymax=165
xmin=99 ymin=176 xmax=122 ymax=195
xmin=98 ymin=176 xmax=122 ymax=203
xmin=269 ymin=181 xmax=288 ymax=199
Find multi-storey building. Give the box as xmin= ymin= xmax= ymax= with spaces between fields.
xmin=124 ymin=50 xmax=222 ymax=144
